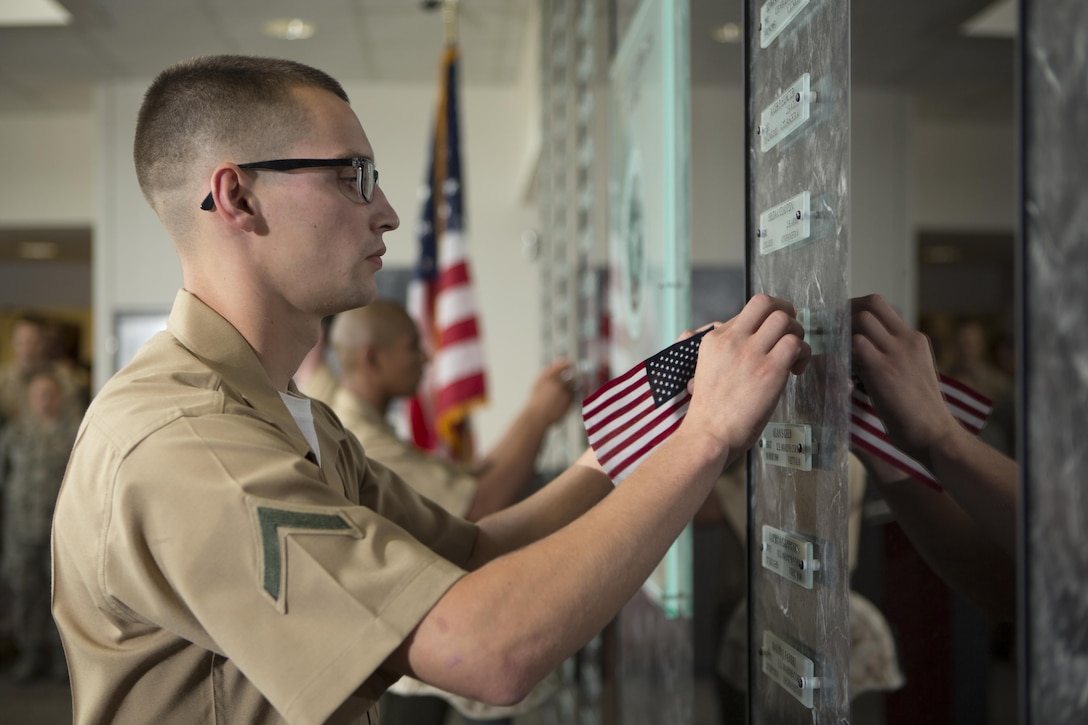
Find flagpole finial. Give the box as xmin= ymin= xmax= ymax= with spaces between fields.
xmin=443 ymin=0 xmax=458 ymax=47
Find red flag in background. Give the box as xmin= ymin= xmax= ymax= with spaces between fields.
xmin=406 ymin=43 xmax=487 ymax=462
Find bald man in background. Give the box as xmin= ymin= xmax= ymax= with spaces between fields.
xmin=328 ymin=299 xmax=575 ymax=522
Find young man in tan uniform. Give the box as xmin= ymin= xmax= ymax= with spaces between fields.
xmin=51 ymin=55 xmax=811 ymax=724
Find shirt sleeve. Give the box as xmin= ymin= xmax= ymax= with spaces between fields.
xmin=106 ymin=412 xmax=471 ymax=725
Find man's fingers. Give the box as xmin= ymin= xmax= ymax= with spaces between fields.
xmin=732 ymin=294 xmax=798 ymax=335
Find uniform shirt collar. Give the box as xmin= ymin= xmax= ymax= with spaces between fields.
xmin=166 ymin=289 xmax=318 ymax=462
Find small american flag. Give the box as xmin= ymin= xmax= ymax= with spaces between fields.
xmin=850 ymin=374 xmax=993 ymax=489
xmin=583 ymin=329 xmax=710 ymax=484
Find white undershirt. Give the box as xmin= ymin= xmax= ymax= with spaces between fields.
xmin=279 ymin=391 xmax=322 ymax=466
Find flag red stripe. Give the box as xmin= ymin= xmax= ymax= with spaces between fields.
xmin=585 ymin=388 xmax=654 ymax=442
xmin=938 ymin=373 xmax=992 ymax=409
xmin=595 ymin=392 xmax=690 ymax=466
xmin=439 ymin=318 xmax=480 ymax=348
xmin=611 ymin=415 xmax=686 ymax=481
xmin=437 ymin=374 xmax=487 ymax=411
xmin=437 ymin=260 xmax=471 ymax=290
xmin=583 ymin=362 xmax=648 ymax=412
xmin=850 ymin=421 xmax=942 ymax=490
xmin=587 ymin=397 xmax=656 ymax=455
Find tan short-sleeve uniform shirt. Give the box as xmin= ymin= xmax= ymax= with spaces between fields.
xmin=52 ymin=291 xmax=477 ymax=725
xmin=331 ymin=390 xmax=477 ymax=518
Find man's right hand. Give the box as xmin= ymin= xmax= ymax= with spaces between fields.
xmin=682 ymin=294 xmax=811 ymax=465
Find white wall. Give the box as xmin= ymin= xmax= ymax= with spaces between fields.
xmin=852 ymin=90 xmax=916 ymax=319
xmin=0 ymin=111 xmax=95 ymax=225
xmin=913 ymin=119 xmax=1016 ymax=232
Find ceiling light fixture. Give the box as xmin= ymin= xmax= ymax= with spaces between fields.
xmin=262 ymin=18 xmax=316 ymax=40
xmin=0 ymin=0 xmax=70 ymax=26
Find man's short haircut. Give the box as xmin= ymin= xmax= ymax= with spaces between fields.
xmin=134 ymin=54 xmax=350 ymax=215
xmin=329 ymin=301 xmax=417 ymax=371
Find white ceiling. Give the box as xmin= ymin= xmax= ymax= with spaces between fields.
xmin=0 ymin=0 xmax=1015 ymax=122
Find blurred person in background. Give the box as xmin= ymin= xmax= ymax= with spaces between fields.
xmin=0 ymin=367 xmax=80 ymax=681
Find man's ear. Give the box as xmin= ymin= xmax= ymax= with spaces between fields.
xmin=207 ymin=164 xmax=261 ymax=232
xmin=362 ymin=344 xmax=383 ymax=372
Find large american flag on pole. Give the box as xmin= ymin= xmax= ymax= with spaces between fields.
xmin=582 ymin=330 xmax=710 ymax=484
xmin=406 ymin=43 xmax=486 ymax=461
xmin=850 ymin=373 xmax=992 ymax=489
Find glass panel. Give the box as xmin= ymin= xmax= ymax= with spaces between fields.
xmin=608 ymin=0 xmax=694 ymax=721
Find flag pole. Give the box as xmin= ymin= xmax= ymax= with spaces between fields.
xmin=443 ymin=0 xmax=458 ymax=48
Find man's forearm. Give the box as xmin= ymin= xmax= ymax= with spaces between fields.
xmin=878 ymin=476 xmax=1016 ymax=621
xmin=469 ymin=448 xmax=611 ymax=567
xmin=925 ymin=425 xmax=1018 ymax=557
xmin=467 ymin=406 xmax=556 ymax=520
xmin=392 ymin=428 xmax=727 ymax=705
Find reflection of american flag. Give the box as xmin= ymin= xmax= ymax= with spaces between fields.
xmin=850 ymin=374 xmax=992 ymax=489
xmin=583 ymin=330 xmax=710 ymax=484
xmin=406 ymin=44 xmax=486 ymax=461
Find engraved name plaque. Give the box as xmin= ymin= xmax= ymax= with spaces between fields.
xmin=759 ymin=73 xmax=813 ymax=152
xmin=761 ymin=630 xmax=821 ymax=709
xmin=758 ymin=190 xmax=811 ymax=255
xmin=762 ymin=525 xmax=820 ymax=589
xmin=760 ymin=0 xmax=812 ymax=48
xmin=759 ymin=422 xmax=815 ymax=471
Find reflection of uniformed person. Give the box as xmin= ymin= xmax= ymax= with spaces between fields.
xmin=52 ymin=54 xmax=810 ymax=724
xmin=702 ymin=454 xmax=904 ymax=719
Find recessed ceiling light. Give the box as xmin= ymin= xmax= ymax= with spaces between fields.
xmin=0 ymin=0 xmax=70 ymax=26
xmin=262 ymin=18 xmax=316 ymax=40
xmin=18 ymin=241 xmax=59 ymax=260
xmin=711 ymin=23 xmax=742 ymax=44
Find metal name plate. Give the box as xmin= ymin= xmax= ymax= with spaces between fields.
xmin=759 ymin=422 xmax=814 ymax=471
xmin=759 ymin=73 xmax=813 ymax=152
xmin=799 ymin=306 xmax=831 ymax=356
xmin=762 ymin=630 xmax=821 ymax=709
xmin=760 ymin=0 xmax=812 ymax=48
xmin=758 ymin=190 xmax=811 ymax=255
xmin=762 ymin=525 xmax=820 ymax=589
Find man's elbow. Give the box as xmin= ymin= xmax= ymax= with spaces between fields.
xmin=469 ymin=652 xmax=541 ymax=706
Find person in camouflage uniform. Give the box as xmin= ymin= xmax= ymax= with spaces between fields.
xmin=0 ymin=367 xmax=79 ymax=681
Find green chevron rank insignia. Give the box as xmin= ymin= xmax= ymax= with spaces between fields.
xmin=252 ymin=503 xmax=361 ymax=612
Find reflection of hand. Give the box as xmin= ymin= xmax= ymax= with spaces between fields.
xmin=681 ymin=294 xmax=811 ymax=463
xmin=527 ymin=359 xmax=577 ymax=427
xmin=851 ymin=294 xmax=959 ymax=468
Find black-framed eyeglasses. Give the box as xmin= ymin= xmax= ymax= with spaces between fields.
xmin=199 ymin=157 xmax=378 ymax=211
